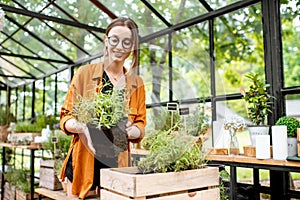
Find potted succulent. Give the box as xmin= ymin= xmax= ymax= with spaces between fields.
xmin=72 ymin=82 xmax=129 ymax=159
xmin=240 ymin=72 xmax=273 ymax=146
xmin=275 ymin=116 xmax=300 ymax=156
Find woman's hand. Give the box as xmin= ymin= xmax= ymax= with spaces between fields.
xmin=126 ymin=121 xmax=141 ymax=139
xmin=65 ymin=118 xmax=95 ymax=154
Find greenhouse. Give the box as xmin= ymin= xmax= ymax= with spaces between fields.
xmin=0 ymin=0 xmax=299 ymax=199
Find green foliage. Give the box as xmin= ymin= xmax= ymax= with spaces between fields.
xmin=138 ymin=125 xmax=207 ymax=173
xmin=241 ymin=73 xmax=273 ymax=125
xmin=5 ymin=169 xmax=31 ymax=193
xmin=275 ymin=116 xmax=300 ymax=137
xmin=42 ymin=130 xmax=72 ymax=159
xmin=72 ymin=83 xmax=127 ymax=129
xmin=14 ymin=114 xmax=59 ymax=133
xmin=185 ymin=103 xmax=210 ymax=136
xmin=0 ymin=106 xmax=15 ymax=126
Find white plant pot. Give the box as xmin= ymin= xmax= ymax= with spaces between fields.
xmin=287 ymin=137 xmax=297 ymax=157
xmin=248 ymin=126 xmax=270 ymax=146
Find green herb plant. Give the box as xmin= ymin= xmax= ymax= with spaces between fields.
xmin=241 ymin=72 xmax=273 ymax=125
xmin=275 ymin=116 xmax=300 ymax=137
xmin=138 ymin=123 xmax=207 ymax=173
xmin=72 ymin=82 xmax=127 ymax=129
xmin=5 ymin=168 xmax=31 ymax=193
xmin=185 ymin=102 xmax=210 ymax=136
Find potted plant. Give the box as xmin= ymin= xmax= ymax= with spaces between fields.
xmin=100 ymin=127 xmax=220 ymax=199
xmin=72 ymin=82 xmax=129 ymax=159
xmin=4 ymin=168 xmax=32 ymax=200
xmin=240 ymin=72 xmax=273 ymax=146
xmin=40 ymin=129 xmax=72 ymax=191
xmin=275 ymin=116 xmax=300 ymax=156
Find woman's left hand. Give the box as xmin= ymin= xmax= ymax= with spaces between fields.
xmin=126 ymin=122 xmax=141 ymax=139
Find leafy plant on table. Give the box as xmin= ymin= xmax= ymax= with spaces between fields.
xmin=138 ymin=123 xmax=207 ymax=173
xmin=275 ymin=116 xmax=300 ymax=137
xmin=240 ymin=72 xmax=274 ymax=125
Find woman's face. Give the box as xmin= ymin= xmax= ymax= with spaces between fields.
xmin=105 ymin=26 xmax=133 ymax=63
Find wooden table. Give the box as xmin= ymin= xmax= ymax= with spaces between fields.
xmin=207 ymin=154 xmax=300 ymax=200
xmin=0 ymin=143 xmax=42 ymax=200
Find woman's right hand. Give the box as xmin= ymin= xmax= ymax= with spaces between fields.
xmin=65 ymin=118 xmax=95 ymax=154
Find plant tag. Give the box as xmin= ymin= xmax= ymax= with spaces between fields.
xmin=51 ymin=137 xmax=58 ymax=143
xmin=167 ymin=103 xmax=178 ymax=111
xmin=179 ymin=107 xmax=189 ymax=115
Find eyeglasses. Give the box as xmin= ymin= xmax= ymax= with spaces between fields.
xmin=108 ymin=36 xmax=133 ymax=49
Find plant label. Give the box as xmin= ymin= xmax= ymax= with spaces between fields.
xmin=167 ymin=103 xmax=178 ymax=111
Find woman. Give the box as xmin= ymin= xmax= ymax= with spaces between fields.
xmin=59 ymin=17 xmax=146 ymax=199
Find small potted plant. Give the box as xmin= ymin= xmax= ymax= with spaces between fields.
xmin=240 ymin=72 xmax=273 ymax=146
xmin=72 ymin=82 xmax=129 ymax=158
xmin=275 ymin=116 xmax=300 ymax=156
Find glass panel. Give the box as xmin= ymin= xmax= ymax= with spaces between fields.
xmin=44 ymin=0 xmax=109 ymax=29
xmin=172 ymin=22 xmax=210 ymax=100
xmin=285 ymin=94 xmax=300 ymax=117
xmin=24 ymin=84 xmax=33 ymax=119
xmin=139 ymin=36 xmax=170 ymax=105
xmin=215 ymin=100 xmax=251 ymax=149
xmin=35 ymin=79 xmax=44 ymax=117
xmin=17 ymin=87 xmax=25 ymax=121
xmin=100 ymin=0 xmax=168 ymax=36
xmin=4 ymin=0 xmax=49 ymax=12
xmin=57 ymin=69 xmax=70 ymax=115
xmin=205 ymin=0 xmax=242 ymax=10
xmin=6 ymin=28 xmax=66 ymax=63
xmin=214 ymin=4 xmax=264 ymax=95
xmin=281 ymin=0 xmax=300 ymax=87
xmin=44 ymin=74 xmax=56 ymax=115
xmin=149 ymin=0 xmax=208 ymax=24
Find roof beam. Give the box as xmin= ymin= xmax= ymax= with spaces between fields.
xmin=6 ymin=15 xmax=74 ymax=63
xmin=140 ymin=0 xmax=260 ymax=43
xmin=140 ymin=0 xmax=172 ymax=27
xmin=89 ymin=0 xmax=117 ymax=19
xmin=0 ymin=52 xmax=72 ymax=64
xmin=0 ymin=3 xmax=105 ymax=33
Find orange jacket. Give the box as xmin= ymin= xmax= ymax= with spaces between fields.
xmin=59 ymin=62 xmax=146 ymax=199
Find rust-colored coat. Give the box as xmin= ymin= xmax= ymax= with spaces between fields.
xmin=59 ymin=62 xmax=146 ymax=199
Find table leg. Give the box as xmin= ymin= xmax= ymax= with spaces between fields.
xmin=253 ymin=168 xmax=260 ymax=199
xmin=230 ymin=166 xmax=237 ymax=200
xmin=30 ymin=149 xmax=35 ymax=200
xmin=270 ymin=170 xmax=289 ymax=200
xmin=1 ymin=146 xmax=5 ymax=200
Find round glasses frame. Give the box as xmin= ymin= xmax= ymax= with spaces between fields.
xmin=108 ymin=36 xmax=133 ymax=49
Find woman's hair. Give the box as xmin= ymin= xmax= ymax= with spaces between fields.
xmin=105 ymin=17 xmax=139 ymax=70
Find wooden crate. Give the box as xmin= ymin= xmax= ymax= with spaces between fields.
xmin=3 ymin=182 xmax=16 ymax=200
xmin=39 ymin=159 xmax=62 ymax=190
xmin=100 ymin=167 xmax=220 ymax=200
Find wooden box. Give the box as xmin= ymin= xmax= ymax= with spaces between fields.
xmin=208 ymin=148 xmax=228 ymax=155
xmin=100 ymin=167 xmax=219 ymax=200
xmin=39 ymin=159 xmax=62 ymax=191
xmin=3 ymin=182 xmax=16 ymax=200
xmin=243 ymin=145 xmax=273 ymax=157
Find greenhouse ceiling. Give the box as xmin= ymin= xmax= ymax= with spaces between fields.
xmin=0 ymin=0 xmax=257 ymax=88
